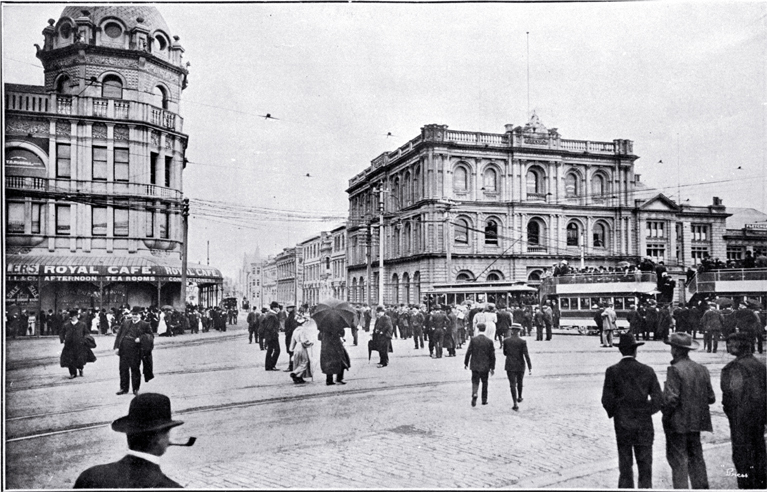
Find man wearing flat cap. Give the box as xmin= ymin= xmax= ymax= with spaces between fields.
xmin=74 ymin=393 xmax=185 ymax=488
xmin=601 ymin=333 xmax=662 ymax=488
xmin=661 ymin=332 xmax=715 ymax=489
xmin=721 ymin=332 xmax=767 ymax=489
xmin=114 ymin=307 xmax=154 ymax=395
xmin=503 ymin=323 xmax=532 ymax=411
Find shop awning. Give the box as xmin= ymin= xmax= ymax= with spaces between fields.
xmin=6 ymin=255 xmax=223 ymax=285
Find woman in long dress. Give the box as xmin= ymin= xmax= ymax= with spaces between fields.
xmin=289 ymin=313 xmax=314 ymax=384
xmin=473 ymin=303 xmax=497 ymax=342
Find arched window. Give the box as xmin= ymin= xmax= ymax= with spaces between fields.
xmin=486 ymin=271 xmax=504 ymax=281
xmin=56 ymin=75 xmax=72 ymax=94
xmin=565 ymin=173 xmax=579 ymax=197
xmin=454 ymin=166 xmax=468 ymax=192
xmin=484 ymin=220 xmax=498 ymax=246
xmin=528 ymin=270 xmax=542 ymax=282
xmin=152 ymin=86 xmax=169 ymax=110
xmin=592 ymin=174 xmax=606 ymax=198
xmin=404 ymin=171 xmax=411 ymax=205
xmin=567 ymin=222 xmax=580 ymax=246
xmin=483 ymin=168 xmax=497 ymax=192
xmin=404 ymin=222 xmax=412 ymax=254
xmin=527 ymin=220 xmax=541 ymax=246
xmin=392 ymin=273 xmax=400 ymax=304
xmin=391 ymin=178 xmax=399 ymax=210
xmin=402 ymin=272 xmax=410 ymax=304
xmin=526 ymin=169 xmax=542 ymax=195
xmin=360 ymin=278 xmax=366 ymax=303
xmin=455 ymin=218 xmax=469 ymax=245
xmin=456 ymin=271 xmax=474 ymax=282
xmin=413 ymin=167 xmax=420 ymax=201
xmin=415 ymin=216 xmax=422 ymax=251
xmin=593 ymin=222 xmax=607 ymax=248
xmin=351 ymin=278 xmax=358 ymax=303
xmin=154 ymin=34 xmax=167 ymax=51
xmin=101 ymin=75 xmax=123 ymax=99
xmin=393 ymin=226 xmax=400 ymax=256
xmin=413 ymin=271 xmax=421 ymax=303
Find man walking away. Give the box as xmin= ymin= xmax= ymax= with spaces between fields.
xmin=503 ymin=323 xmax=532 ymax=411
xmin=464 ymin=323 xmax=496 ymax=407
xmin=373 ymin=306 xmax=393 ymax=368
xmin=721 ymin=332 xmax=767 ymax=489
xmin=700 ymin=303 xmax=723 ymax=353
xmin=602 ymin=302 xmax=618 ymax=348
xmin=602 ymin=333 xmax=663 ymax=488
xmin=411 ymin=307 xmax=425 ymax=349
xmin=496 ymin=306 xmax=512 ymax=348
xmin=247 ymin=306 xmax=260 ymax=344
xmin=661 ymin=332 xmax=715 ymax=489
xmin=262 ymin=302 xmax=281 ymax=371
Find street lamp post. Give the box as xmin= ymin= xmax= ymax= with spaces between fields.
xmin=378 ymin=186 xmax=386 ymax=306
xmin=436 ymin=198 xmax=457 ymax=284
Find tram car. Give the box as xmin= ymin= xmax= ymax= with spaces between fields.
xmin=424 ymin=281 xmax=538 ymax=310
xmin=686 ymin=268 xmax=767 ymax=309
xmin=539 ymin=272 xmax=658 ymax=335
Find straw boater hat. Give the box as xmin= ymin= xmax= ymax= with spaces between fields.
xmin=664 ymin=332 xmax=700 ymax=350
xmin=510 ymin=323 xmax=523 ymax=332
xmin=111 ymin=393 xmax=184 ymax=434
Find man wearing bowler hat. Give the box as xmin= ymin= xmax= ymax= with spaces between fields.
xmin=601 ymin=333 xmax=663 ymax=488
xmin=74 ymin=393 xmax=185 ymax=488
xmin=661 ymin=332 xmax=715 ymax=489
xmin=114 ymin=306 xmax=154 ymax=395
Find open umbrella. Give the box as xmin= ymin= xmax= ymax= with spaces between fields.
xmin=713 ymin=297 xmax=733 ymax=308
xmin=311 ymin=298 xmax=356 ymax=330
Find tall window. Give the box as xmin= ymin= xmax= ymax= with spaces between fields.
xmin=413 ymin=168 xmax=420 ymax=201
xmin=592 ymin=174 xmax=605 ymax=197
xmin=114 ymin=148 xmax=129 ymax=182
xmin=566 ymin=222 xmax=580 ymax=246
xmin=57 ymin=143 xmax=71 ymax=178
xmin=526 ymin=170 xmax=541 ymax=194
xmin=7 ymin=202 xmax=25 ymax=233
xmin=150 ymin=153 xmax=158 ymax=184
xmin=454 ymin=166 xmax=468 ymax=192
xmin=455 ymin=218 xmax=469 ymax=244
xmin=164 ymin=156 xmax=172 ymax=187
xmin=692 ymin=225 xmax=709 ymax=241
xmin=56 ymin=205 xmax=71 ymax=235
xmin=92 ymin=146 xmax=107 ymax=180
xmin=101 ymin=75 xmax=123 ymax=99
xmin=485 ymin=220 xmax=498 ymax=245
xmin=31 ymin=203 xmax=41 ymax=234
xmin=159 ymin=208 xmax=169 ymax=239
xmin=404 ymin=223 xmax=412 ymax=254
xmin=114 ymin=204 xmax=129 ymax=236
xmin=646 ymin=221 xmax=665 ymax=238
xmin=152 ymin=86 xmax=169 ymax=110
xmin=646 ymin=245 xmax=665 ymax=263
xmin=593 ymin=223 xmax=606 ymax=247
xmin=527 ymin=220 xmax=540 ymax=246
xmin=92 ymin=206 xmax=107 ymax=236
xmin=146 ymin=211 xmax=155 ymax=237
xmin=483 ymin=168 xmax=497 ymax=192
xmin=56 ymin=75 xmax=72 ymax=94
xmin=691 ymin=247 xmax=709 ymax=264
xmin=565 ymin=173 xmax=579 ymax=197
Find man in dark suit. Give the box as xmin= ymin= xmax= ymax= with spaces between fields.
xmin=74 ymin=393 xmax=186 ymax=488
xmin=246 ymin=306 xmax=260 ymax=344
xmin=602 ymin=333 xmax=663 ymax=488
xmin=114 ymin=307 xmax=154 ymax=395
xmin=373 ymin=306 xmax=393 ymax=367
xmin=503 ymin=323 xmax=532 ymax=411
xmin=262 ymin=302 xmax=281 ymax=371
xmin=496 ymin=306 xmax=512 ymax=348
xmin=464 ymin=323 xmax=496 ymax=407
xmin=430 ymin=307 xmax=448 ymax=358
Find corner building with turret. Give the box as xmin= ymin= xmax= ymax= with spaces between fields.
xmin=5 ymin=6 xmax=223 ymax=331
xmin=345 ymin=115 xmax=730 ymax=306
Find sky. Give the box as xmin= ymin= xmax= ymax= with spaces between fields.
xmin=3 ymin=1 xmax=766 ymax=281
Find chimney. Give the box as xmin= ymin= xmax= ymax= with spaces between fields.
xmin=713 ymin=197 xmax=723 ymax=206
xmin=635 ymin=174 xmax=641 ymax=182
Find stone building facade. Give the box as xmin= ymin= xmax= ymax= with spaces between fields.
xmin=345 ymin=114 xmax=730 ymax=306
xmin=5 ymin=6 xmax=222 ymax=326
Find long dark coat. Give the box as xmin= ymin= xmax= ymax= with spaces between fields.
xmin=319 ymin=323 xmax=349 ymax=375
xmin=60 ymin=321 xmax=90 ymax=369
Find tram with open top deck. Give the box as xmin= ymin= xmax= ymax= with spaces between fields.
xmin=539 ymin=272 xmax=658 ymax=333
xmin=686 ymin=268 xmax=767 ymax=308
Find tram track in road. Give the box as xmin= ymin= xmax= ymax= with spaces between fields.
xmin=6 ymin=367 xmax=620 ymax=443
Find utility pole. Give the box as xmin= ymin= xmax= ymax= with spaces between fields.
xmin=378 ymin=186 xmax=386 ymax=306
xmin=366 ymin=221 xmax=373 ymax=306
xmin=580 ymin=230 xmax=585 ymax=270
xmin=180 ymin=197 xmax=189 ymax=309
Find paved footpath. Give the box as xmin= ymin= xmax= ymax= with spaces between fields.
xmin=5 ymin=324 xmax=761 ymax=489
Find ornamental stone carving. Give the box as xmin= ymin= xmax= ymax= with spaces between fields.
xmin=56 ymin=120 xmax=71 ymax=136
xmin=151 ymin=130 xmax=160 ymax=146
xmin=6 ymin=118 xmax=50 ymax=136
xmin=92 ymin=122 xmax=107 ymax=139
xmin=89 ymin=55 xmax=136 ymax=69
xmin=165 ymin=135 xmax=173 ymax=150
xmin=114 ymin=125 xmax=130 ymax=141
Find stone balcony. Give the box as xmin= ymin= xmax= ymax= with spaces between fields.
xmin=6 ymin=175 xmax=183 ymax=201
xmin=5 ymin=90 xmax=183 ymax=133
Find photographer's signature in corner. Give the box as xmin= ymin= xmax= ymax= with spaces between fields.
xmin=720 ymin=465 xmax=748 ymax=478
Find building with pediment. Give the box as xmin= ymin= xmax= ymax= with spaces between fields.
xmin=345 ymin=114 xmax=730 ymax=305
xmin=5 ymin=6 xmax=223 ymax=331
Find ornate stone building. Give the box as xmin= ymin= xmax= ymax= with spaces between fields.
xmin=5 ymin=6 xmax=222 ymax=325
xmin=345 ymin=114 xmax=730 ymax=305
xmin=298 ymin=224 xmax=347 ymax=306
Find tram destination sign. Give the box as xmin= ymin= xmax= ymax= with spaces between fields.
xmin=6 ymin=264 xmax=221 ymax=282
